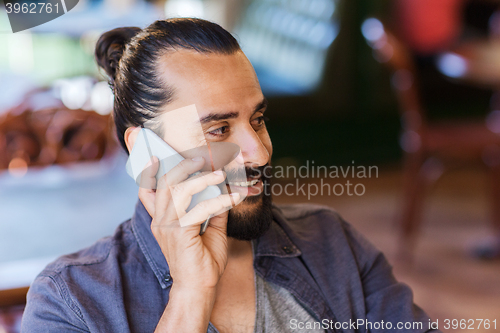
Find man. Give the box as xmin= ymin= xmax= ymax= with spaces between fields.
xmin=22 ymin=18 xmax=440 ymax=332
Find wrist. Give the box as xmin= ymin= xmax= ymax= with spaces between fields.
xmin=168 ymin=283 xmax=216 ymax=323
xmin=169 ymin=283 xmax=217 ymax=305
xmin=155 ymin=284 xmax=216 ymax=333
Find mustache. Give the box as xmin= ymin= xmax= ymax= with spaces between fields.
xmin=223 ymin=163 xmax=272 ymax=182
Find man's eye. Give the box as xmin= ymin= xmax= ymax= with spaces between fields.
xmin=208 ymin=125 xmax=230 ymax=137
xmin=252 ymin=116 xmax=269 ymax=127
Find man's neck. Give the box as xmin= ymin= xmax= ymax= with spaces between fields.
xmin=211 ymin=238 xmax=256 ymax=333
xmin=227 ymin=238 xmax=253 ymax=260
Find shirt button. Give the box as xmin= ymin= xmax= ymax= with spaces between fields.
xmin=282 ymin=246 xmax=293 ymax=254
xmin=164 ymin=274 xmax=171 ymax=282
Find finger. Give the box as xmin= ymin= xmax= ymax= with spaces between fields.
xmin=139 ymin=188 xmax=157 ymax=217
xmin=158 ymin=157 xmax=206 ymax=189
xmin=139 ymin=156 xmax=159 ymax=190
xmin=154 ymin=157 xmax=205 ymax=216
xmin=179 ymin=193 xmax=239 ymax=227
xmin=138 ymin=156 xmax=159 ymax=216
xmin=170 ymin=170 xmax=226 ymax=214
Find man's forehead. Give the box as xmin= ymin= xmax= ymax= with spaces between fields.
xmin=161 ymin=104 xmax=204 ymax=131
xmin=157 ymin=49 xmax=264 ymax=118
xmin=159 ymin=51 xmax=259 ymax=94
xmin=157 ymin=49 xmax=255 ymax=83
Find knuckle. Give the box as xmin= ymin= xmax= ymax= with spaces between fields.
xmin=178 ymin=158 xmax=192 ymax=170
xmin=202 ymin=175 xmax=212 ymax=186
xmin=138 ymin=188 xmax=151 ymax=200
xmin=185 ymin=178 xmax=204 ymax=194
xmin=171 ymin=183 xmax=185 ymax=196
xmin=157 ymin=176 xmax=167 ymax=188
xmin=197 ymin=200 xmax=210 ymax=211
xmin=216 ymin=195 xmax=228 ymax=208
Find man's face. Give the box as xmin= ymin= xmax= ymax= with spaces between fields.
xmin=155 ymin=49 xmax=273 ymax=240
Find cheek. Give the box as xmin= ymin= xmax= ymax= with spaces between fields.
xmin=162 ymin=130 xmax=205 ymax=152
xmin=259 ymin=129 xmax=273 ymax=159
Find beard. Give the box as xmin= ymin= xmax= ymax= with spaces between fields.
xmin=226 ymin=164 xmax=273 ymax=241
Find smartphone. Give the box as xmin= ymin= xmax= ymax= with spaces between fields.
xmin=126 ymin=128 xmax=221 ymax=234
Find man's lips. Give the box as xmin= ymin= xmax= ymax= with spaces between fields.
xmin=227 ymin=177 xmax=263 ymax=196
xmin=227 ymin=178 xmax=259 ymax=187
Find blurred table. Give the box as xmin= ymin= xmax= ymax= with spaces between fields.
xmin=0 ymin=153 xmax=139 ymax=295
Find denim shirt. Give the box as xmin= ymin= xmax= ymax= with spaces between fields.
xmin=21 ymin=200 xmax=440 ymax=333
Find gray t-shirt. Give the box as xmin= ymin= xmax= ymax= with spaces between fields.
xmin=253 ymin=273 xmax=325 ymax=333
xmin=208 ymin=272 xmax=325 ymax=333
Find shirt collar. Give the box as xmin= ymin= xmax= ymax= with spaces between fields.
xmin=131 ymin=200 xmax=301 ymax=290
xmin=253 ymin=205 xmax=302 ymax=258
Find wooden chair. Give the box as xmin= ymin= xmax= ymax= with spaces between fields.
xmin=363 ymin=18 xmax=500 ymax=259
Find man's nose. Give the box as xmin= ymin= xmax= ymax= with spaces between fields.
xmin=234 ymin=127 xmax=269 ymax=167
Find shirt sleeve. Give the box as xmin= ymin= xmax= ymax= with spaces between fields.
xmin=21 ymin=274 xmax=90 ymax=333
xmin=341 ymin=220 xmax=442 ymax=333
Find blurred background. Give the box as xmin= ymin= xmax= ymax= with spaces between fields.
xmin=1 ymin=0 xmax=500 ymax=332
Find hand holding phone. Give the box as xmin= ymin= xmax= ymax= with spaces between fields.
xmin=127 ymin=127 xmax=240 ymax=303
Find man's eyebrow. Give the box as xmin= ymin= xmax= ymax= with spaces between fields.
xmin=198 ymin=97 xmax=268 ymax=125
xmin=199 ymin=111 xmax=239 ymax=125
xmin=253 ymin=97 xmax=268 ymax=115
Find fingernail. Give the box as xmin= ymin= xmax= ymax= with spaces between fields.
xmin=192 ymin=156 xmax=204 ymax=162
xmin=230 ymin=193 xmax=239 ymax=197
xmin=214 ymin=170 xmax=224 ymax=176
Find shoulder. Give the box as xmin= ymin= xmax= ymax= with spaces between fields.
xmin=272 ymin=203 xmax=382 ymax=266
xmin=273 ymin=202 xmax=341 ymax=219
xmin=23 ymin=219 xmax=137 ymax=331
xmin=273 ymin=203 xmax=347 ymax=234
xmin=23 ymin=219 xmax=134 ymax=331
xmin=38 ymin=218 xmax=135 ymax=279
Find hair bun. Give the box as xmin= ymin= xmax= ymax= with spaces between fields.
xmin=95 ymin=27 xmax=141 ymax=82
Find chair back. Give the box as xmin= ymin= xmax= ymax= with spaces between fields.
xmin=363 ymin=18 xmax=427 ymax=139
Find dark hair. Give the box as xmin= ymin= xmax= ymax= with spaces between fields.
xmin=95 ymin=18 xmax=241 ymax=152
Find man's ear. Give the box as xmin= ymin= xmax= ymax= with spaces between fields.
xmin=124 ymin=127 xmax=142 ymax=154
